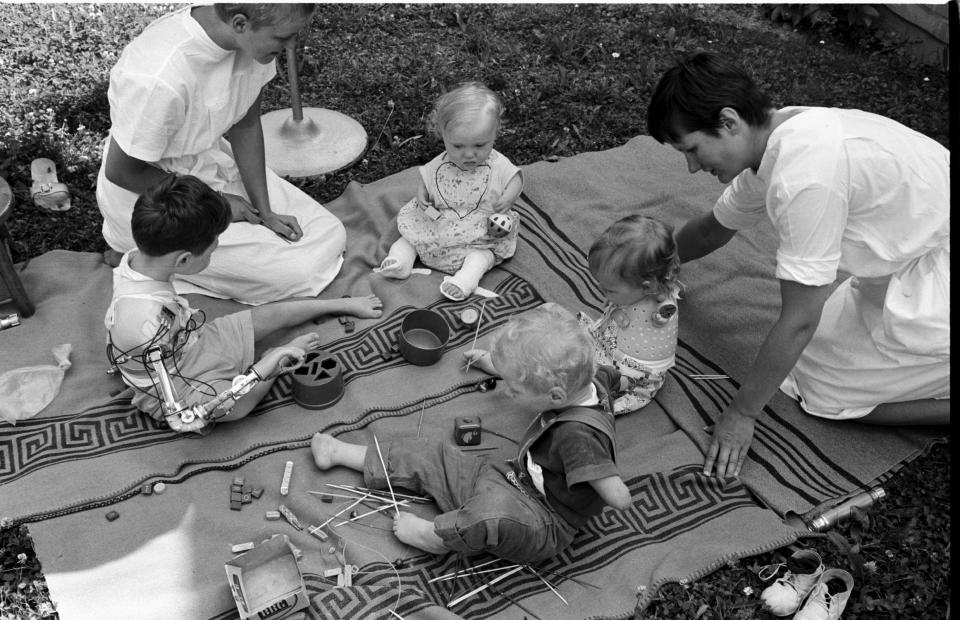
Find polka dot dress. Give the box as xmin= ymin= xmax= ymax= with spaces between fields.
xmin=579 ymin=293 xmax=679 ymax=415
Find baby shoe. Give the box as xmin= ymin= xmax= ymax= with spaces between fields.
xmin=793 ymin=568 xmax=854 ymax=620
xmin=759 ymin=549 xmax=824 ymax=616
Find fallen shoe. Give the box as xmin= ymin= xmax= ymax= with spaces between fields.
xmin=760 ymin=549 xmax=824 ymax=616
xmin=794 ymin=568 xmax=854 ymax=620
xmin=31 ymin=158 xmax=72 ymax=212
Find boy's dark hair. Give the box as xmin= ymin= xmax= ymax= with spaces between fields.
xmin=647 ymin=51 xmax=773 ymax=143
xmin=214 ymin=3 xmax=315 ymax=29
xmin=132 ymin=175 xmax=231 ymax=257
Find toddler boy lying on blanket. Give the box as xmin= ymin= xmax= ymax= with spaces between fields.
xmin=311 ymin=304 xmax=631 ymax=564
xmin=105 ymin=175 xmax=382 ymax=433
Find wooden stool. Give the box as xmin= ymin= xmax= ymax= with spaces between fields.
xmin=0 ymin=175 xmax=35 ymax=318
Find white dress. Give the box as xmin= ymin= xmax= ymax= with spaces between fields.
xmin=96 ymin=6 xmax=346 ymax=305
xmin=714 ymin=107 xmax=950 ymax=418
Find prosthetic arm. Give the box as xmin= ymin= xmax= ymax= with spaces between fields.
xmin=144 ymin=345 xmax=305 ymax=432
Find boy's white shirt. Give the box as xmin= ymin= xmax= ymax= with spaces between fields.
xmin=525 ymin=382 xmax=600 ymax=497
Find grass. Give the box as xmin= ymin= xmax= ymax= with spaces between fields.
xmin=0 ymin=4 xmax=949 ymax=619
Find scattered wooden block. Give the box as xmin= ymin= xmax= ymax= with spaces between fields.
xmin=251 ymin=487 xmax=264 ymax=499
xmin=230 ymin=501 xmax=242 ymax=511
xmin=265 ymin=510 xmax=281 ymax=521
xmin=105 ymin=511 xmax=120 ymax=522
xmin=231 ymin=542 xmax=254 ymax=553
xmin=141 ymin=483 xmax=153 ymax=496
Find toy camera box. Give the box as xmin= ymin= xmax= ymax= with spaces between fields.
xmin=225 ymin=534 xmax=309 ymax=620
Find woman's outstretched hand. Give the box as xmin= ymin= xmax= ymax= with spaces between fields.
xmin=703 ymin=404 xmax=756 ymax=478
xmin=222 ymin=191 xmax=262 ymax=225
xmin=262 ymin=212 xmax=303 ymax=242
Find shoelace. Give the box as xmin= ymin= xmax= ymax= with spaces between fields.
xmin=758 ymin=562 xmax=786 ymax=581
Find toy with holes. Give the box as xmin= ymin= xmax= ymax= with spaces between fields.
xmin=454 ymin=416 xmax=482 ymax=446
xmin=291 ymin=351 xmax=344 ymax=409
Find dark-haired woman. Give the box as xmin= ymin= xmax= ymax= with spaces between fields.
xmin=648 ymin=51 xmax=949 ymax=478
xmin=97 ymin=4 xmax=346 ymax=305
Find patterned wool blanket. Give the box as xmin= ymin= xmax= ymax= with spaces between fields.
xmin=0 ymin=136 xmax=941 ymax=620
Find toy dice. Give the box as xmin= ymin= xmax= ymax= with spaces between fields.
xmin=487 ymin=213 xmax=513 ymax=238
xmin=454 ymin=416 xmax=482 ymax=446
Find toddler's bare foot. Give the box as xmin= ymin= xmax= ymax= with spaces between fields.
xmin=393 ymin=512 xmax=447 ymax=555
xmin=374 ymin=256 xmax=413 ymax=280
xmin=337 ymin=294 xmax=384 ymax=319
xmin=311 ymin=433 xmax=341 ymax=470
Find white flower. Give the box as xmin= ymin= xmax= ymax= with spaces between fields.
xmin=819 ymin=40 xmax=825 ymax=44
xmin=611 ymin=52 xmax=620 ymax=59
xmin=924 ymin=77 xmax=930 ymax=82
xmin=743 ymin=586 xmax=754 ymax=596
xmin=28 ymin=88 xmax=38 ymax=95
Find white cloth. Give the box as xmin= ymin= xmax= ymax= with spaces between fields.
xmin=714 ymin=107 xmax=950 ymax=417
xmin=96 ymin=6 xmax=345 ymax=305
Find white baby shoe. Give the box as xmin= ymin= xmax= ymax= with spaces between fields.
xmin=759 ymin=549 xmax=824 ymax=616
xmin=794 ymin=568 xmax=854 ymax=620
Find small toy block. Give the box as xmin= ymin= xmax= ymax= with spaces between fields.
xmin=231 ymin=491 xmax=243 ymax=502
xmin=323 ymin=568 xmax=342 ymax=578
xmin=308 ymin=525 xmax=329 ymax=541
xmin=105 ymin=510 xmax=120 ymax=522
xmin=265 ymin=510 xmax=281 ymax=521
xmin=344 ymin=320 xmax=356 ymax=334
xmin=343 ymin=565 xmax=353 ymax=587
xmin=230 ymin=501 xmax=242 ymax=511
xmin=251 ymin=487 xmax=264 ymax=499
xmin=141 ymin=483 xmax=153 ymax=496
xmin=241 ymin=485 xmax=253 ymax=494
xmin=321 ymin=495 xmax=334 ymax=503
xmin=338 ymin=315 xmax=349 ymax=325
xmin=152 ymin=482 xmax=166 ymax=494
xmin=231 ymin=542 xmax=255 ymax=553
xmin=280 ymin=461 xmax=294 ymax=496
xmin=241 ymin=493 xmax=252 ymax=504
xmin=278 ymin=503 xmax=303 ymax=530
xmin=233 ymin=476 xmax=245 ymax=487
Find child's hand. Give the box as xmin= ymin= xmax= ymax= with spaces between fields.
xmin=463 ymin=349 xmax=497 ymax=375
xmin=262 ymin=213 xmax=303 ymax=242
xmin=255 ymin=346 xmax=308 ymax=379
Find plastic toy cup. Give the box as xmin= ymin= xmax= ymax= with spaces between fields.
xmin=398 ymin=309 xmax=450 ymax=366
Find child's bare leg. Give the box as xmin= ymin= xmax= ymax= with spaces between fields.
xmin=250 ymin=296 xmax=383 ymax=339
xmin=375 ymin=238 xmax=417 ymax=279
xmin=311 ymin=433 xmax=367 ymax=471
xmin=393 ymin=512 xmax=447 ymax=554
xmin=441 ymin=250 xmax=495 ymax=301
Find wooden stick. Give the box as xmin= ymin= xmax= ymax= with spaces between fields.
xmin=526 ymin=566 xmax=568 ymax=605
xmin=462 ymin=300 xmax=487 ymax=372
xmin=417 ymin=403 xmax=425 ymax=439
xmin=308 ymin=491 xmax=364 ymax=501
xmin=326 ymin=483 xmax=431 ymax=504
xmin=488 ymin=581 xmax=544 ymax=620
xmin=333 ymin=498 xmax=410 ymax=527
xmin=373 ymin=434 xmax=401 ymax=519
xmin=432 ymin=566 xmax=519 ymax=582
xmin=428 ymin=558 xmax=501 ymax=583
xmin=533 ymin=566 xmax=602 ymax=590
xmin=317 ymin=494 xmax=370 ymax=529
xmin=388 ymin=611 xmax=405 ymax=620
xmin=446 ymin=564 xmax=523 ymax=607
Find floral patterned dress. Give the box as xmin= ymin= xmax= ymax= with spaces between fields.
xmin=397 ymin=149 xmax=522 ymax=274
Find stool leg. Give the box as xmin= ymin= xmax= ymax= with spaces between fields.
xmin=0 ymin=229 xmax=34 ymax=318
